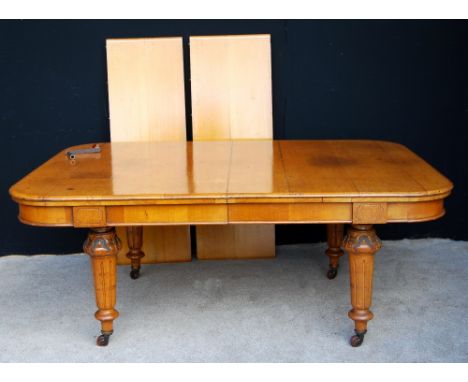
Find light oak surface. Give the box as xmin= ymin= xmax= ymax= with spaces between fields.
xmin=106 ymin=37 xmax=186 ymax=142
xmin=343 ymin=224 xmax=382 ymax=346
xmin=190 ymin=34 xmax=275 ymax=259
xmin=9 ymin=139 xmax=453 ymax=347
xmin=10 ymin=140 xmax=452 ymax=225
xmin=106 ymin=37 xmax=190 ymax=264
xmin=83 ymin=228 xmax=120 ymax=340
xmin=11 ymin=33 xmax=454 ymax=348
xmin=190 ymin=34 xmax=273 ymax=140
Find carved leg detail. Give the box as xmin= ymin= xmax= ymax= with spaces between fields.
xmin=126 ymin=226 xmax=144 ymax=279
xmin=83 ymin=227 xmax=121 ymax=347
xmin=343 ymin=224 xmax=382 ymax=347
xmin=325 ymin=224 xmax=344 ymax=279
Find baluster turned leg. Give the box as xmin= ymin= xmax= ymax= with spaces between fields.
xmin=126 ymin=226 xmax=145 ymax=279
xmin=325 ymin=224 xmax=344 ymax=279
xmin=343 ymin=224 xmax=382 ymax=347
xmin=83 ymin=227 xmax=121 ymax=346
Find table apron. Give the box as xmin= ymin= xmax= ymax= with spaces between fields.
xmin=17 ymin=199 xmax=445 ymax=227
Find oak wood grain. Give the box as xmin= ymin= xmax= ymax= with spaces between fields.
xmin=8 ymin=138 xmax=454 ymax=349
xmin=190 ymin=34 xmax=273 ymax=140
xmin=106 ymin=37 xmax=186 ymax=142
xmin=190 ymin=34 xmax=275 ymax=260
xmin=343 ymin=224 xmax=382 ymax=335
xmin=10 ymin=140 xmax=453 ymax=227
xmin=83 ymin=228 xmax=121 ymax=336
xmin=11 ymin=141 xmax=451 ymax=204
xmin=106 ymin=37 xmax=191 ymax=264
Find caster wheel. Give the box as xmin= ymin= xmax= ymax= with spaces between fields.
xmin=350 ymin=330 xmax=366 ymax=347
xmin=130 ymin=269 xmax=140 ymax=280
xmin=96 ymin=334 xmax=110 ymax=347
xmin=327 ymin=268 xmax=338 ymax=279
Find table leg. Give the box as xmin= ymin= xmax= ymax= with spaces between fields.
xmin=126 ymin=226 xmax=145 ymax=279
xmin=83 ymin=227 xmax=121 ymax=346
xmin=325 ymin=224 xmax=344 ymax=279
xmin=343 ymin=224 xmax=382 ymax=347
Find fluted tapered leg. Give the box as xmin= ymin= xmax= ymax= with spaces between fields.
xmin=126 ymin=226 xmax=145 ymax=279
xmin=343 ymin=224 xmax=382 ymax=347
xmin=325 ymin=224 xmax=344 ymax=279
xmin=83 ymin=227 xmax=121 ymax=346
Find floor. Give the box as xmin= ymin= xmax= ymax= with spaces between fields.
xmin=0 ymin=238 xmax=467 ymax=362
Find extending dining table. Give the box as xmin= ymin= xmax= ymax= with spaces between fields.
xmin=9 ymin=140 xmax=453 ymax=347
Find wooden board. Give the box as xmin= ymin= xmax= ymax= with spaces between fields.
xmin=10 ymin=141 xmax=453 ymax=226
xmin=106 ymin=37 xmax=191 ymax=264
xmin=11 ymin=141 xmax=453 ymax=205
xmin=190 ymin=34 xmax=273 ymax=140
xmin=190 ymin=34 xmax=275 ymax=259
xmin=106 ymin=37 xmax=186 ymax=142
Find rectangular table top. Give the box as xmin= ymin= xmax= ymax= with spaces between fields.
xmin=10 ymin=140 xmax=452 ymax=206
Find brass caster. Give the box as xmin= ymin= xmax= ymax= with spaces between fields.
xmin=96 ymin=331 xmax=112 ymax=347
xmin=326 ymin=267 xmax=338 ymax=280
xmin=350 ymin=330 xmax=366 ymax=347
xmin=130 ymin=268 xmax=140 ymax=280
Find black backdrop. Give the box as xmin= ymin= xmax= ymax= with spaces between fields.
xmin=1 ymin=20 xmax=467 ymax=255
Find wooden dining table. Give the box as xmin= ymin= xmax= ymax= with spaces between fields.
xmin=9 ymin=140 xmax=453 ymax=347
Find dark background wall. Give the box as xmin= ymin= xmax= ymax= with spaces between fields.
xmin=1 ymin=20 xmax=467 ymax=255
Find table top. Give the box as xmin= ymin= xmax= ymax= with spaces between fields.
xmin=10 ymin=140 xmax=452 ymax=207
